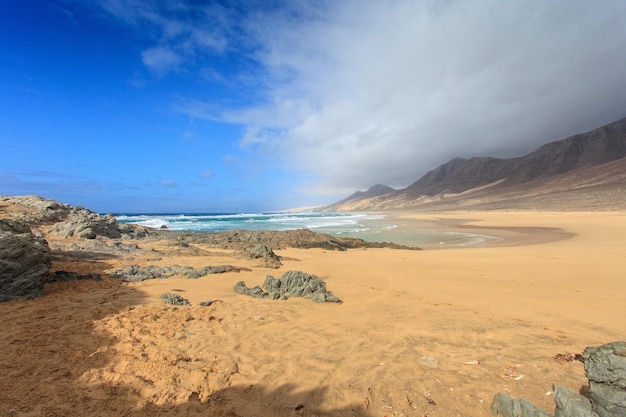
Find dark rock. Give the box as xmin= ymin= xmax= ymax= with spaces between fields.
xmin=0 ymin=219 xmax=52 ymax=302
xmin=278 ymin=270 xmax=341 ymax=303
xmin=553 ymin=385 xmax=597 ymax=417
xmin=160 ymin=292 xmax=190 ymax=306
xmin=582 ymin=341 xmax=626 ymax=417
xmin=233 ymin=281 xmax=250 ymax=296
xmin=235 ymin=271 xmax=341 ymax=303
xmin=490 ymin=392 xmax=553 ymax=417
xmin=48 ymin=270 xmax=102 ymax=283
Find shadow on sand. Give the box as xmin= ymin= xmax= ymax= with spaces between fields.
xmin=0 ymin=277 xmax=372 ymax=417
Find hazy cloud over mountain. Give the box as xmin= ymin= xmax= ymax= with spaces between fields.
xmin=204 ymin=0 xmax=626 ymax=194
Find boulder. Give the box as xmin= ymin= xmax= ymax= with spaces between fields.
xmin=582 ymin=341 xmax=626 ymax=417
xmin=491 ymin=392 xmax=553 ymax=417
xmin=0 ymin=219 xmax=52 ymax=302
xmin=553 ymin=385 xmax=596 ymax=417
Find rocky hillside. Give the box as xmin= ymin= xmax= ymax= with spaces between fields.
xmin=323 ymin=116 xmax=626 ymax=211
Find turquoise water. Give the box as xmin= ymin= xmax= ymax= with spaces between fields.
xmin=115 ymin=212 xmax=492 ymax=248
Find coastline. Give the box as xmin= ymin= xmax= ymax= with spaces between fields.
xmin=379 ymin=210 xmax=580 ymax=248
xmin=2 ymin=203 xmax=626 ymax=416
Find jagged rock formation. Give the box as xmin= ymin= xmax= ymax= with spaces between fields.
xmin=491 ymin=341 xmax=626 ymax=417
xmin=582 ymin=342 xmax=626 ymax=417
xmin=110 ymin=264 xmax=251 ymax=282
xmin=323 ymin=116 xmax=626 ymax=211
xmin=0 ymin=219 xmax=52 ymax=302
xmin=245 ymin=244 xmax=282 ymax=268
xmin=234 ymin=270 xmax=342 ymax=303
xmin=0 ymin=195 xmax=140 ymax=239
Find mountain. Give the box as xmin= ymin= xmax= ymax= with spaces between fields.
xmin=323 ymin=116 xmax=626 ymax=211
xmin=334 ymin=184 xmax=395 ymax=205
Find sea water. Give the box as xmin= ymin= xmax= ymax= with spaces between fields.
xmin=115 ymin=212 xmax=492 ymax=248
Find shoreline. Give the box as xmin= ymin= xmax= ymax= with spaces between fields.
xmin=381 ymin=210 xmax=581 ymax=248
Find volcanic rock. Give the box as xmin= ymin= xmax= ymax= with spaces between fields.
xmin=234 ymin=270 xmax=341 ymax=303
xmin=582 ymin=341 xmax=626 ymax=417
xmin=0 ymin=195 xmax=137 ymax=239
xmin=110 ymin=264 xmax=250 ymax=282
xmin=0 ymin=219 xmax=52 ymax=302
xmin=246 ymin=244 xmax=282 ymax=268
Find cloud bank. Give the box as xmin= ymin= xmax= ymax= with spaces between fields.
xmin=99 ymin=0 xmax=626 ymax=196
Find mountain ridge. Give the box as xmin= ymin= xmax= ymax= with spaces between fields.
xmin=322 ymin=116 xmax=626 ymax=211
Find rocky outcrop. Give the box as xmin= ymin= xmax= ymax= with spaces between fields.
xmin=0 ymin=195 xmax=138 ymax=239
xmin=245 ymin=244 xmax=282 ymax=268
xmin=234 ymin=270 xmax=342 ymax=303
xmin=582 ymin=341 xmax=626 ymax=417
xmin=0 ymin=219 xmax=52 ymax=302
xmin=491 ymin=392 xmax=552 ymax=417
xmin=110 ymin=264 xmax=250 ymax=282
xmin=172 ymin=228 xmax=420 ymax=251
xmin=491 ymin=341 xmax=626 ymax=417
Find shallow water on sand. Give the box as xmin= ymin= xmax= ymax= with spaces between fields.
xmin=116 ymin=212 xmax=493 ymax=248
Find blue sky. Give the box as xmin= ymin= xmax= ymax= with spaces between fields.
xmin=2 ymin=0 xmax=626 ymax=213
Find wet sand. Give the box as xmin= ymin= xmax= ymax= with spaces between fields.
xmin=1 ymin=211 xmax=625 ymax=416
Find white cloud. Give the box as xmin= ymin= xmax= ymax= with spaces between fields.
xmin=96 ymin=0 xmax=626 ymax=197
xmin=141 ymin=47 xmax=182 ymax=76
xmin=225 ymin=0 xmax=626 ymax=193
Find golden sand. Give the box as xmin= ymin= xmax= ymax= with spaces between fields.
xmin=1 ymin=211 xmax=625 ymax=416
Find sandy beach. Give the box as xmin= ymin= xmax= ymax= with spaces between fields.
xmin=1 ymin=210 xmax=625 ymax=416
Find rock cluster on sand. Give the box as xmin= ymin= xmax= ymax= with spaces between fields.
xmin=110 ymin=264 xmax=251 ymax=282
xmin=234 ymin=270 xmax=342 ymax=303
xmin=491 ymin=341 xmax=626 ymax=417
xmin=0 ymin=219 xmax=52 ymax=302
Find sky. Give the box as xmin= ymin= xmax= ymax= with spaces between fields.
xmin=2 ymin=0 xmax=626 ymax=213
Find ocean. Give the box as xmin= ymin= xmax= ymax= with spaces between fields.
xmin=115 ymin=212 xmax=492 ymax=248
